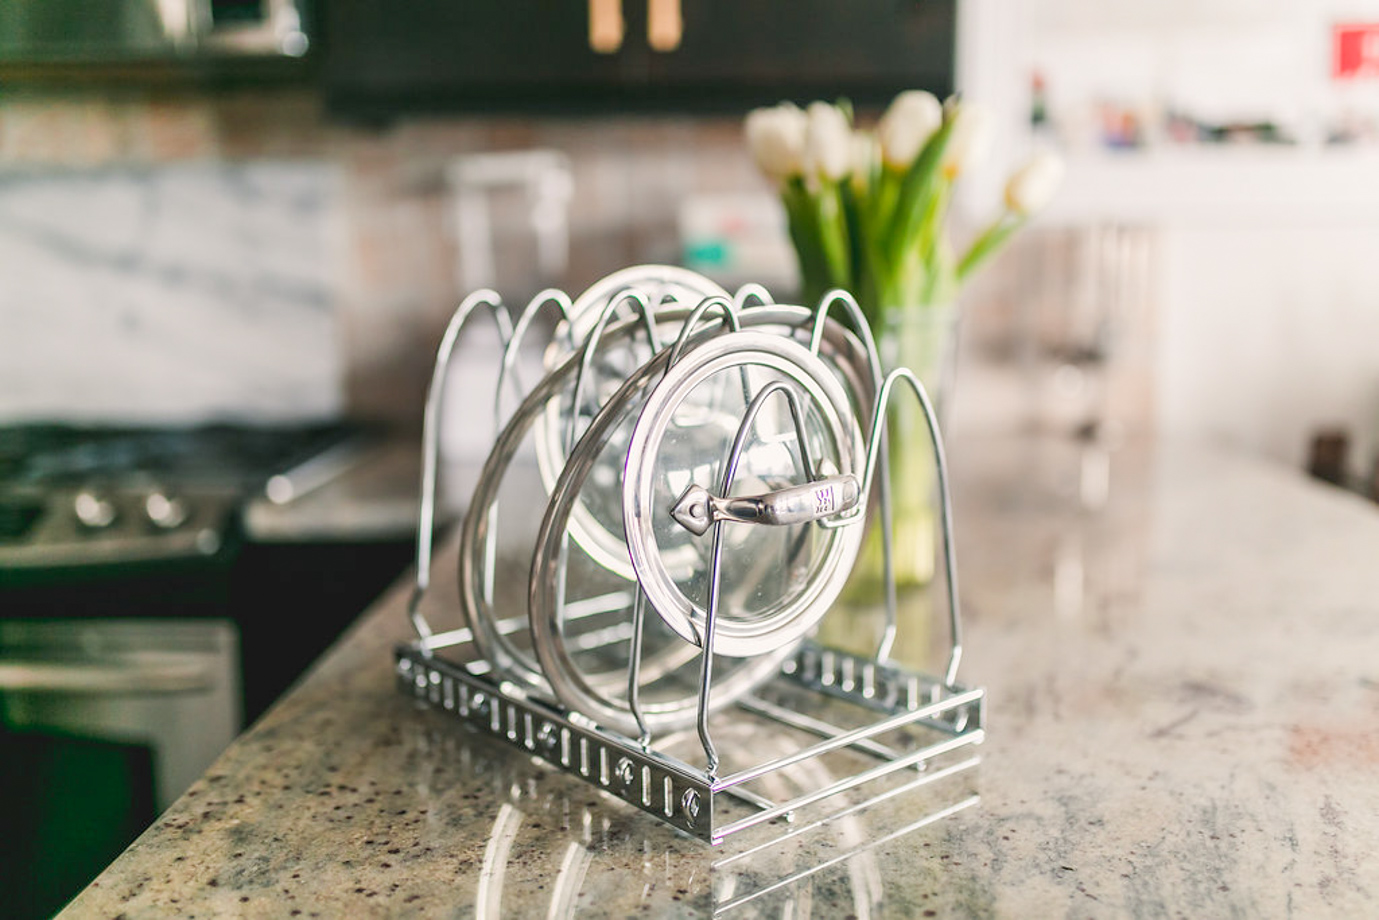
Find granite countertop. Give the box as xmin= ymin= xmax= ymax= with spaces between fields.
xmin=62 ymin=436 xmax=1379 ymax=917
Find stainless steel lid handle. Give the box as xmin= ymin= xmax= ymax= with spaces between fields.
xmin=669 ymin=475 xmax=861 ymax=537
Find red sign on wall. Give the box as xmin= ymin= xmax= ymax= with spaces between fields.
xmin=1334 ymin=23 xmax=1379 ymax=79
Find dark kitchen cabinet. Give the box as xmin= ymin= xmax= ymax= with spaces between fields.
xmin=323 ymin=0 xmax=955 ymax=119
xmin=323 ymin=0 xmax=646 ymax=117
xmin=645 ymin=1 xmax=955 ymax=102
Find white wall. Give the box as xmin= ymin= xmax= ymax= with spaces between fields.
xmin=1160 ymin=224 xmax=1379 ymax=469
xmin=960 ymin=0 xmax=1379 ymax=475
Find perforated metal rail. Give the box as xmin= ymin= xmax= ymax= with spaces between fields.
xmin=397 ymin=639 xmax=984 ymax=844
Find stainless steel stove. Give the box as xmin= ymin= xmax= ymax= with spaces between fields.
xmin=0 ymin=421 xmax=375 ymax=919
xmin=0 ymin=424 xmax=357 ymax=576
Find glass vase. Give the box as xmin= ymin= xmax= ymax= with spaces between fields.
xmin=876 ymin=303 xmax=958 ymax=585
xmin=822 ymin=303 xmax=959 ymax=663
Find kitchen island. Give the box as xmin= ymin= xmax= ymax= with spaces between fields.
xmin=61 ymin=436 xmax=1379 ymax=917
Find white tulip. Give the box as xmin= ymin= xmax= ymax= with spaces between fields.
xmin=1004 ymin=151 xmax=1065 ymax=215
xmin=877 ymin=90 xmax=942 ymax=169
xmin=744 ymin=103 xmax=808 ymax=183
xmin=848 ymin=130 xmax=877 ymax=191
xmin=940 ymin=101 xmax=993 ymax=179
xmin=803 ymin=101 xmax=852 ymax=183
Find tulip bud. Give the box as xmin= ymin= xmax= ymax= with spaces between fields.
xmin=940 ymin=101 xmax=993 ymax=179
xmin=744 ymin=103 xmax=808 ymax=183
xmin=1004 ymin=151 xmax=1065 ymax=215
xmin=848 ymin=130 xmax=876 ymax=192
xmin=877 ymin=90 xmax=942 ymax=169
xmin=803 ymin=102 xmax=852 ymax=183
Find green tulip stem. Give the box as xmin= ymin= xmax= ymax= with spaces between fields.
xmin=813 ymin=180 xmax=853 ymax=293
xmin=782 ymin=178 xmax=830 ymax=304
xmin=956 ymin=212 xmax=1025 ymax=284
xmin=885 ymin=116 xmax=956 ymax=270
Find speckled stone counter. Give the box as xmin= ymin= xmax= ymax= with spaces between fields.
xmin=62 ymin=437 xmax=1379 ymax=917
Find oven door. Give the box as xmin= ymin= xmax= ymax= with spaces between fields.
xmin=0 ymin=619 xmax=241 ymax=920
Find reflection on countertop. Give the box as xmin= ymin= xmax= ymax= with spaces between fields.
xmin=61 ymin=434 xmax=1379 ymax=917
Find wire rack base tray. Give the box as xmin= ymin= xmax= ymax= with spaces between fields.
xmin=397 ymin=630 xmax=984 ymax=845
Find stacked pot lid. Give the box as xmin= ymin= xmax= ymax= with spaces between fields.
xmin=455 ymin=266 xmax=877 ymax=735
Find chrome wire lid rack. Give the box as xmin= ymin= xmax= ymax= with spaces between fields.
xmin=396 ymin=265 xmax=986 ymax=845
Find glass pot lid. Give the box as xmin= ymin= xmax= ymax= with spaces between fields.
xmin=533 ymin=266 xmax=729 ymax=582
xmin=622 ymin=331 xmax=867 ymax=658
xmin=535 ymin=302 xmax=877 ymax=589
xmin=527 ymin=331 xmax=867 ymax=734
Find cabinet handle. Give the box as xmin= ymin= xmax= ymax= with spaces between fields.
xmin=589 ymin=0 xmax=624 ymax=53
xmin=647 ymin=0 xmax=682 ymax=51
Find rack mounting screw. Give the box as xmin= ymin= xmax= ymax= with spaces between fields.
xmin=681 ymin=789 xmax=701 ymax=826
xmin=615 ymin=757 xmax=636 ymax=788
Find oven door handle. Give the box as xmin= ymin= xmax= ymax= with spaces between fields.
xmin=0 ymin=660 xmax=218 ymax=694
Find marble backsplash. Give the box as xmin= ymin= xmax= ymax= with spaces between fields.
xmin=0 ymin=89 xmax=1154 ymax=447
xmin=0 ymin=161 xmax=343 ymax=424
xmin=0 ymin=90 xmax=771 ymax=427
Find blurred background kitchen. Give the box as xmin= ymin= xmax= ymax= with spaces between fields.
xmin=3 ymin=0 xmax=1379 ymax=916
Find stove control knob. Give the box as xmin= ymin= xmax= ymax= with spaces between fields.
xmin=145 ymin=491 xmax=189 ymax=530
xmin=74 ymin=490 xmax=118 ymax=530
